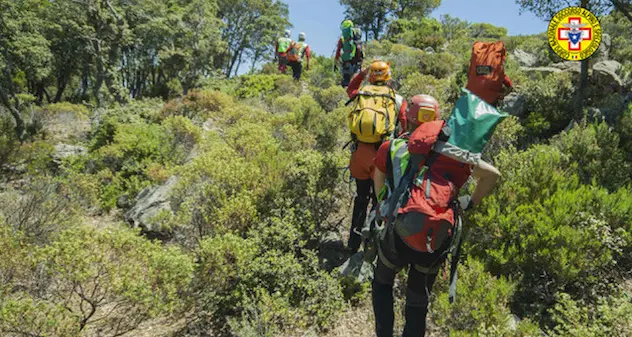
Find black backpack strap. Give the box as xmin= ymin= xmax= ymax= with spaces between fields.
xmin=448 ymin=207 xmax=465 ymax=304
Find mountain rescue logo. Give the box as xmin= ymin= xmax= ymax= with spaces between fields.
xmin=548 ymin=7 xmax=602 ymax=61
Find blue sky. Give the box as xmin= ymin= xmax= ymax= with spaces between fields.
xmin=283 ymin=0 xmax=550 ymax=58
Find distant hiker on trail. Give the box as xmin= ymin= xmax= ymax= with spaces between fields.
xmin=465 ymin=40 xmax=513 ymax=107
xmin=335 ymin=20 xmax=364 ymax=88
xmin=370 ymin=91 xmax=506 ymax=337
xmin=287 ymin=32 xmax=311 ymax=81
xmin=276 ymin=30 xmax=293 ymax=74
xmin=344 ymin=60 xmax=406 ymax=254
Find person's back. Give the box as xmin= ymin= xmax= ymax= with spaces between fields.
xmin=371 ymin=93 xmax=503 ymax=337
xmin=335 ymin=20 xmax=363 ymax=87
xmin=276 ymin=30 xmax=293 ymax=74
xmin=287 ymin=32 xmax=311 ymax=81
xmin=344 ymin=60 xmax=407 ymax=254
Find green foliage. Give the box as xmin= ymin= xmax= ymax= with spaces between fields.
xmin=483 ymin=115 xmax=525 ymax=162
xmin=38 ymin=102 xmax=89 ymax=117
xmin=468 ymin=22 xmax=508 ymax=39
xmin=0 ymin=223 xmax=194 ymax=336
xmin=467 ymin=138 xmax=632 ymax=323
xmin=399 ymin=73 xmax=455 ymax=114
xmin=548 ymin=292 xmax=632 ymax=337
xmin=420 ymin=51 xmax=461 ymax=79
xmin=429 ymin=258 xmax=542 ymax=336
xmin=615 ymin=106 xmax=632 ymax=162
xmin=0 ymin=178 xmax=79 ymax=244
xmin=521 ymin=71 xmax=576 ymax=139
xmin=0 ymin=295 xmax=81 ymax=337
xmin=552 ymin=122 xmax=631 ymax=190
xmin=313 ymin=85 xmax=348 ymax=112
xmin=340 ymin=0 xmax=440 ymax=39
xmin=0 ymin=115 xmax=19 ymax=166
xmin=39 ymin=226 xmax=194 ymax=334
xmin=386 ymin=18 xmax=445 ymax=51
xmin=196 ymin=233 xmax=344 ymax=334
xmin=235 ymin=74 xmax=282 ymax=99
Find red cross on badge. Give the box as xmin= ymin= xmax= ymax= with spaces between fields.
xmin=557 ymin=17 xmax=592 ymax=51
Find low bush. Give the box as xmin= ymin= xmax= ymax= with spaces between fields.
xmin=429 ymin=258 xmax=542 ymax=336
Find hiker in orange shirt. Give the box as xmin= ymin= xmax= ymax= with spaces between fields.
xmin=345 ymin=61 xmax=406 ymax=253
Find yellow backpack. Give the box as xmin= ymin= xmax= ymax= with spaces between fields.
xmin=347 ymin=85 xmax=397 ymax=143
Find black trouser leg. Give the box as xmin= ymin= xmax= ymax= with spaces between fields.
xmin=348 ymin=178 xmax=372 ymax=253
xmin=290 ymin=61 xmax=302 ymax=80
xmin=402 ymin=270 xmax=437 ymax=337
xmin=373 ymin=258 xmax=398 ymax=337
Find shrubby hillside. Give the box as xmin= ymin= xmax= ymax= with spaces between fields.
xmin=1 ymin=1 xmax=632 ymax=336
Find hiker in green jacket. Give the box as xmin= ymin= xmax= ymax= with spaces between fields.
xmin=276 ymin=30 xmax=293 ymax=74
xmin=335 ymin=20 xmax=364 ymax=88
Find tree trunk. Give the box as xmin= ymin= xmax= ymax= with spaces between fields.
xmin=574 ymin=0 xmax=590 ymax=120
xmin=54 ymin=76 xmax=68 ymax=103
xmin=0 ymin=90 xmax=25 ymax=140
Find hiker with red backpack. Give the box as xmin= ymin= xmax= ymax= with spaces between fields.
xmin=369 ymin=90 xmax=507 ymax=336
xmin=465 ymin=41 xmax=514 ymax=106
xmin=275 ymin=30 xmax=293 ymax=74
xmin=344 ymin=60 xmax=406 ymax=254
xmin=335 ymin=20 xmax=364 ymax=88
xmin=287 ymin=32 xmax=311 ymax=81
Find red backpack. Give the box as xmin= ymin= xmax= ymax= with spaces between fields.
xmin=379 ymin=120 xmax=472 ymax=253
xmin=465 ymin=41 xmax=507 ymax=105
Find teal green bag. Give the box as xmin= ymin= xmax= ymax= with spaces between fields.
xmin=434 ymin=88 xmax=508 ymax=164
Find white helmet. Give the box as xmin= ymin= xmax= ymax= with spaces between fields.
xmin=284 ymin=30 xmax=291 ymax=38
xmin=298 ymin=32 xmax=306 ymax=41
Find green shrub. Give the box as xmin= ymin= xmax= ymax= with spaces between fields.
xmin=386 ymin=18 xmax=446 ymax=51
xmin=521 ymin=71 xmax=576 ymax=139
xmin=399 ymin=73 xmax=455 ymax=115
xmin=305 ymin=56 xmax=338 ymax=89
xmin=162 ymin=90 xmax=234 ymax=123
xmin=196 ymin=234 xmax=344 ymax=334
xmin=467 ymin=144 xmax=632 ymax=321
xmin=90 ymin=114 xmax=199 ymax=210
xmin=552 ymin=121 xmax=631 ymax=190
xmin=548 ymin=292 xmax=632 ymax=337
xmin=0 ymin=177 xmax=79 ymax=244
xmin=0 ymin=115 xmax=19 ymax=166
xmin=429 ymin=258 xmax=541 ymax=336
xmin=483 ymin=115 xmax=525 ymax=162
xmin=16 ymin=140 xmax=55 ymax=175
xmin=614 ymin=104 xmax=632 ymax=162
xmin=0 ymin=295 xmax=81 ymax=337
xmin=39 ymin=102 xmax=89 ymax=117
xmin=420 ymin=51 xmax=461 ymax=79
xmin=170 ymin=137 xmax=262 ymax=239
xmin=37 ymin=225 xmax=194 ymax=335
xmin=235 ymin=74 xmax=281 ymax=99
xmin=314 ymin=85 xmax=348 ymax=112
xmin=468 ymin=22 xmax=508 ymax=39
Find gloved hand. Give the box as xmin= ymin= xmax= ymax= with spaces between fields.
xmin=333 ymin=64 xmax=339 ymax=72
xmin=458 ymin=195 xmax=473 ymax=211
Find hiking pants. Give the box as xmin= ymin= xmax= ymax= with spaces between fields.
xmin=288 ymin=60 xmax=302 ymax=81
xmin=278 ymin=55 xmax=288 ymax=74
xmin=348 ymin=178 xmax=376 ymax=253
xmin=372 ymin=214 xmax=450 ymax=337
xmin=341 ymin=61 xmax=360 ymax=87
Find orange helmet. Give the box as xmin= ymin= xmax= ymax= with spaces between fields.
xmin=406 ymin=94 xmax=440 ymax=127
xmin=368 ymin=60 xmax=391 ymax=83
